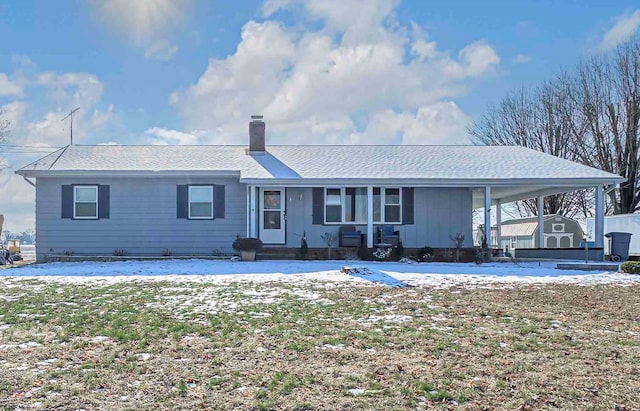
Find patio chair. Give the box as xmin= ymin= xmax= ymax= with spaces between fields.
xmin=339 ymin=226 xmax=362 ymax=247
xmin=377 ymin=226 xmax=399 ymax=247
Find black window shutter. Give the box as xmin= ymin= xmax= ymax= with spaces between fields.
xmin=61 ymin=185 xmax=73 ymax=219
xmin=402 ymin=187 xmax=414 ymax=225
xmin=177 ymin=185 xmax=188 ymax=219
xmin=98 ymin=185 xmax=110 ymax=219
xmin=214 ymin=185 xmax=225 ymax=219
xmin=312 ymin=187 xmax=324 ymax=225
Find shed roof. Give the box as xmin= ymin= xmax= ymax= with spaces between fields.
xmin=500 ymin=222 xmax=539 ymax=237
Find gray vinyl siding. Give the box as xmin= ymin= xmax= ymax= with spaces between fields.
xmin=35 ymin=177 xmax=246 ymax=261
xmin=283 ymin=187 xmax=472 ymax=248
xmin=500 ymin=237 xmax=533 ymax=250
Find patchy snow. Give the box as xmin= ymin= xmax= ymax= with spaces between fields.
xmin=1 ymin=259 xmax=638 ymax=288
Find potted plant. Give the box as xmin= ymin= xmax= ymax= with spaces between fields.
xmin=232 ymin=235 xmax=263 ymax=261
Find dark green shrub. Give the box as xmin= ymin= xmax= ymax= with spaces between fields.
xmin=357 ymin=241 xmax=369 ymax=261
xmin=417 ymin=246 xmax=434 ymax=261
xmin=393 ymin=238 xmax=404 ymax=260
xmin=620 ymin=261 xmax=640 ymax=274
xmin=232 ymin=235 xmax=263 ymax=252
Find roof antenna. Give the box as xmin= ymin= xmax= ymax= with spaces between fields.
xmin=62 ymin=107 xmax=80 ymax=145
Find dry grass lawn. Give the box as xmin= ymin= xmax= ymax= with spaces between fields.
xmin=0 ymin=278 xmax=639 ymax=410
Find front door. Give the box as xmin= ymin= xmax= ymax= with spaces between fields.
xmin=259 ymin=188 xmax=286 ymax=244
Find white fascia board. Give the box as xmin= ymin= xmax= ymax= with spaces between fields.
xmin=15 ymin=170 xmax=241 ymax=178
xmin=239 ymin=177 xmax=625 ymax=187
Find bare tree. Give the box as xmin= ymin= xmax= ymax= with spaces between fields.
xmin=471 ymin=37 xmax=640 ymax=217
xmin=469 ymin=80 xmax=587 ymax=218
xmin=568 ymin=39 xmax=640 ymax=214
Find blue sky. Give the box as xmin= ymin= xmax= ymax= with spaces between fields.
xmin=1 ymin=0 xmax=640 ymax=231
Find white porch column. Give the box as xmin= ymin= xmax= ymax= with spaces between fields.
xmin=246 ymin=185 xmax=250 ymax=237
xmin=249 ymin=185 xmax=257 ymax=237
xmin=595 ymin=185 xmax=605 ymax=248
xmin=484 ymin=187 xmax=491 ymax=248
xmin=367 ymin=186 xmax=374 ymax=248
xmin=496 ymin=199 xmax=502 ymax=250
xmin=537 ymin=196 xmax=544 ymax=248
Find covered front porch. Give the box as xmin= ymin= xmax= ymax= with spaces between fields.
xmin=245 ymin=185 xmax=427 ymax=249
xmin=245 ymin=183 xmax=479 ymax=253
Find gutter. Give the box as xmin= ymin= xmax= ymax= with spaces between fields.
xmin=239 ymin=177 xmax=626 ymax=187
xmin=15 ymin=170 xmax=242 ymax=178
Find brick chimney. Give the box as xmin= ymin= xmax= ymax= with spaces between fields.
xmin=249 ymin=115 xmax=266 ymax=154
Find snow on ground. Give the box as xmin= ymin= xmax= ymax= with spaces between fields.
xmin=0 ymin=259 xmax=639 ymax=288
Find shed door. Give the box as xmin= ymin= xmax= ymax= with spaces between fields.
xmin=259 ymin=188 xmax=286 ymax=244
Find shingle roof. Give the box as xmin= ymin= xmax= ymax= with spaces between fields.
xmin=17 ymin=144 xmax=623 ymax=183
xmin=499 ymin=222 xmax=539 ymax=237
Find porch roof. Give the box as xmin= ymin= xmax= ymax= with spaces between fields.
xmin=17 ymin=144 xmax=623 ymax=204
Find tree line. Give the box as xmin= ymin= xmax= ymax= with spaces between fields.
xmin=470 ymin=37 xmax=640 ymax=218
xmin=1 ymin=230 xmax=35 ymax=245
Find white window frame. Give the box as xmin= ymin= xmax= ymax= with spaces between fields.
xmin=324 ymin=187 xmax=401 ymax=224
xmin=73 ymin=185 xmax=98 ymax=220
xmin=375 ymin=187 xmax=402 ymax=224
xmin=188 ymin=185 xmax=214 ymax=220
xmin=324 ymin=187 xmax=347 ymax=224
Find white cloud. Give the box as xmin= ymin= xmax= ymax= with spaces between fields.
xmin=344 ymin=102 xmax=471 ymax=145
xmin=169 ymin=0 xmax=499 ymax=146
xmin=513 ymin=54 xmax=532 ymax=64
xmin=91 ymin=0 xmax=190 ymax=46
xmin=0 ymin=169 xmax=35 ymax=233
xmin=0 ymin=73 xmax=23 ymax=98
xmin=265 ymin=0 xmax=400 ymax=44
xmin=145 ymin=127 xmax=200 ymax=145
xmin=145 ymin=39 xmax=179 ymax=61
xmin=600 ymin=9 xmax=640 ymax=51
xmin=0 ymin=61 xmax=119 ymax=232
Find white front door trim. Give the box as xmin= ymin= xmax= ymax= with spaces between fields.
xmin=259 ymin=187 xmax=286 ymax=244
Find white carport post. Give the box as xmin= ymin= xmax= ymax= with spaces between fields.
xmin=595 ymin=186 xmax=605 ymax=248
xmin=537 ymin=196 xmax=544 ymax=248
xmin=484 ymin=187 xmax=491 ymax=248
xmin=367 ymin=186 xmax=374 ymax=248
xmin=496 ymin=199 xmax=502 ymax=250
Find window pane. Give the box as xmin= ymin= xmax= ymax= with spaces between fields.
xmin=263 ymin=211 xmax=281 ymax=229
xmin=75 ymin=202 xmax=97 ymax=217
xmin=385 ymin=188 xmax=400 ymax=205
xmin=190 ymin=202 xmax=212 ymax=218
xmin=354 ymin=188 xmax=367 ymax=221
xmin=263 ymin=191 xmax=281 ymax=209
xmin=326 ymin=205 xmax=342 ymax=222
xmin=385 ymin=205 xmax=400 ymax=222
xmin=326 ymin=189 xmax=341 ymax=206
xmin=345 ymin=190 xmax=353 ymax=221
xmin=76 ymin=187 xmax=97 ymax=202
xmin=190 ymin=186 xmax=212 ymax=202
xmin=373 ymin=188 xmax=381 ymax=222
xmin=344 ymin=188 xmax=367 ymax=222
